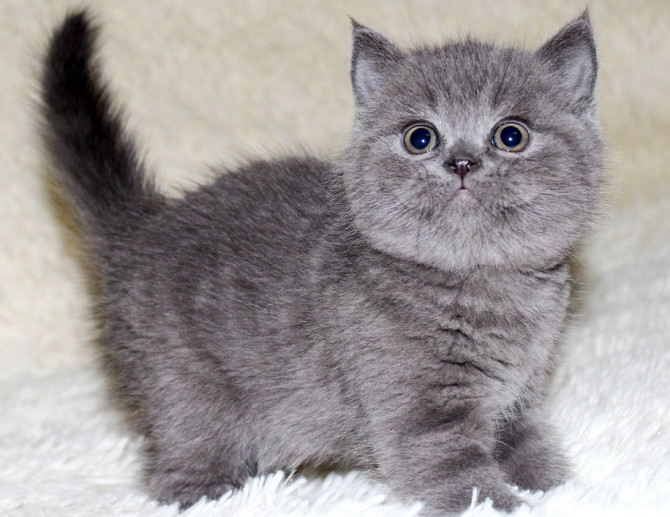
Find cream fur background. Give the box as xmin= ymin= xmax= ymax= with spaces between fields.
xmin=2 ymin=1 xmax=670 ymax=515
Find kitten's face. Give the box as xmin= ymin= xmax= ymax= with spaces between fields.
xmin=342 ymin=18 xmax=604 ymax=271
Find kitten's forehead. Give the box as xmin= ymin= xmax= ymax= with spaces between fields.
xmin=411 ymin=42 xmax=540 ymax=115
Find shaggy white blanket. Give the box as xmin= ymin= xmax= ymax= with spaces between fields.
xmin=2 ymin=1 xmax=669 ymax=516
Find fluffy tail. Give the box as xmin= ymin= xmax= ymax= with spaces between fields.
xmin=40 ymin=10 xmax=161 ymax=235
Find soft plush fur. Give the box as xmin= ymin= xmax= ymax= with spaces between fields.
xmin=2 ymin=1 xmax=670 ymax=516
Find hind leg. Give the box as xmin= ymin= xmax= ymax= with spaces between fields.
xmin=145 ymin=433 xmax=257 ymax=508
xmin=139 ymin=390 xmax=257 ymax=507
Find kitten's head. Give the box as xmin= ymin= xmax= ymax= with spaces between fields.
xmin=340 ymin=14 xmax=604 ymax=271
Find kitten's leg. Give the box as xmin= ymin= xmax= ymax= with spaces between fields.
xmin=141 ymin=399 xmax=257 ymax=508
xmin=145 ymin=437 xmax=256 ymax=508
xmin=368 ymin=400 xmax=522 ymax=515
xmin=494 ymin=407 xmax=569 ymax=492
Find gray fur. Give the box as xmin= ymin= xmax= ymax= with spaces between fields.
xmin=40 ymin=10 xmax=603 ymax=515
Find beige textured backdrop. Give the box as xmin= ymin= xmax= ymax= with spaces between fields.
xmin=2 ymin=1 xmax=670 ymax=515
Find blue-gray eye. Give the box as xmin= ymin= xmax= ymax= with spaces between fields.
xmin=491 ymin=121 xmax=530 ymax=152
xmin=403 ymin=124 xmax=439 ymax=154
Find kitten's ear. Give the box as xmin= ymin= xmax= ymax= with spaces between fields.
xmin=537 ymin=11 xmax=598 ymax=111
xmin=350 ymin=20 xmax=403 ymax=108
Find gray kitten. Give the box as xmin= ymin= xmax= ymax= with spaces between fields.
xmin=40 ymin=9 xmax=603 ymax=515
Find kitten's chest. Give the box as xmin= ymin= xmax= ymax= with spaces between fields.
xmin=383 ymin=266 xmax=570 ymax=403
xmin=428 ymin=268 xmax=565 ymax=347
xmin=428 ymin=272 xmax=542 ymax=344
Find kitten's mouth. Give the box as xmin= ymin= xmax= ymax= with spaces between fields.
xmin=452 ymin=182 xmax=476 ymax=201
xmin=454 ymin=187 xmax=475 ymax=201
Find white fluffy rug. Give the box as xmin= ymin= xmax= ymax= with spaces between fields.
xmin=2 ymin=1 xmax=670 ymax=515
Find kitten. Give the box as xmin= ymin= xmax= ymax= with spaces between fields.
xmin=40 ymin=9 xmax=603 ymax=515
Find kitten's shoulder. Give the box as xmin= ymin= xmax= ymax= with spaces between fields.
xmin=195 ymin=155 xmax=331 ymax=205
xmin=158 ymin=155 xmax=334 ymax=248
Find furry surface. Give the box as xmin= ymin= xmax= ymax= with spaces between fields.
xmin=1 ymin=1 xmax=669 ymax=516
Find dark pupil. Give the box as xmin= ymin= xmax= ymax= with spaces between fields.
xmin=500 ymin=125 xmax=522 ymax=148
xmin=410 ymin=127 xmax=432 ymax=150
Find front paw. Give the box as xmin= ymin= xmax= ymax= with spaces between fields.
xmin=422 ymin=476 xmax=524 ymax=516
xmin=504 ymin=458 xmax=568 ymax=493
xmin=495 ymin=414 xmax=569 ymax=492
xmin=499 ymin=441 xmax=569 ymax=492
xmin=476 ymin=483 xmax=524 ymax=512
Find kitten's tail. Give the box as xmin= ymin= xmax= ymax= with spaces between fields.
xmin=40 ymin=10 xmax=161 ymax=235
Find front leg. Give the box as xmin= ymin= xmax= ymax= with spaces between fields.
xmin=368 ymin=398 xmax=523 ymax=515
xmin=494 ymin=406 xmax=569 ymax=492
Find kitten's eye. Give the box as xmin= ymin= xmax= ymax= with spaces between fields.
xmin=403 ymin=124 xmax=439 ymax=154
xmin=491 ymin=121 xmax=530 ymax=152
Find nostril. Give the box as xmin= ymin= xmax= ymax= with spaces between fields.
xmin=446 ymin=156 xmax=480 ymax=179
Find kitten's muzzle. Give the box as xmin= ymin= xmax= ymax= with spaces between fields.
xmin=445 ymin=156 xmax=481 ymax=180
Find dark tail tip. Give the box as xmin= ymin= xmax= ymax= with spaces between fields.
xmin=42 ymin=10 xmax=100 ymax=118
xmin=41 ymin=10 xmax=159 ymax=234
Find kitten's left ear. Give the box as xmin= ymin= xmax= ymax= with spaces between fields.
xmin=537 ymin=11 xmax=598 ymax=111
xmin=350 ymin=20 xmax=404 ymax=108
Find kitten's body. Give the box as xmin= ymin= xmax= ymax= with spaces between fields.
xmin=41 ymin=11 xmax=603 ymax=515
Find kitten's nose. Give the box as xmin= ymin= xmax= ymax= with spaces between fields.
xmin=445 ymin=156 xmax=480 ymax=179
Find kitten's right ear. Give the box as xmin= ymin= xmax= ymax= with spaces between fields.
xmin=350 ymin=20 xmax=403 ymax=108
